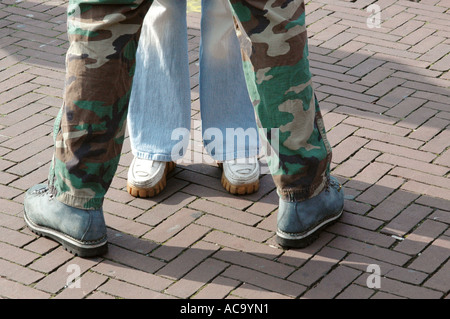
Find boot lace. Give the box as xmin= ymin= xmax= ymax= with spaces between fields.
xmin=326 ymin=177 xmax=342 ymax=192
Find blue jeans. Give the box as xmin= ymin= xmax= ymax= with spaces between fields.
xmin=127 ymin=0 xmax=259 ymax=162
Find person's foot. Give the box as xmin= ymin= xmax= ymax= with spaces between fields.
xmin=127 ymin=158 xmax=176 ymax=198
xmin=23 ymin=184 xmax=108 ymax=257
xmin=220 ymin=156 xmax=260 ymax=195
xmin=276 ymin=176 xmax=344 ymax=248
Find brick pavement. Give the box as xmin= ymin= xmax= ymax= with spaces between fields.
xmin=0 ymin=0 xmax=449 ymax=300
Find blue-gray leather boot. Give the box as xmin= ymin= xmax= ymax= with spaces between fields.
xmin=23 ymin=184 xmax=108 ymax=257
xmin=276 ymin=176 xmax=344 ymax=248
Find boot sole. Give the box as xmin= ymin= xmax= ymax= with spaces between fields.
xmin=276 ymin=208 xmax=343 ymax=249
xmin=127 ymin=161 xmax=176 ymax=198
xmin=24 ymin=210 xmax=108 ymax=258
xmin=221 ymin=172 xmax=260 ymax=195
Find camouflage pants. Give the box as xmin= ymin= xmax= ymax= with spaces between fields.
xmin=49 ymin=0 xmax=332 ymax=210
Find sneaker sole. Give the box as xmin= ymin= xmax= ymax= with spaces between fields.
xmin=217 ymin=162 xmax=260 ymax=195
xmin=221 ymin=172 xmax=260 ymax=195
xmin=276 ymin=208 xmax=343 ymax=249
xmin=127 ymin=161 xmax=176 ymax=198
xmin=24 ymin=210 xmax=108 ymax=257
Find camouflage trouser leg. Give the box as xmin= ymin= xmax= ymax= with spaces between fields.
xmin=48 ymin=0 xmax=152 ymax=209
xmin=229 ymin=0 xmax=332 ymax=202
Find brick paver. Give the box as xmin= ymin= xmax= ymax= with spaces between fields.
xmin=0 ymin=0 xmax=449 ymax=300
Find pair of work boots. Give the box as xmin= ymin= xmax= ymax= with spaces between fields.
xmin=23 ymin=157 xmax=344 ymax=257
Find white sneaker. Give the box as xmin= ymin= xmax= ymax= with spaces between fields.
xmin=127 ymin=158 xmax=175 ymax=198
xmin=220 ymin=156 xmax=260 ymax=195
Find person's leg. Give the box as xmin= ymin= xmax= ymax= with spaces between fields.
xmin=126 ymin=0 xmax=190 ymax=197
xmin=24 ymin=0 xmax=152 ymax=256
xmin=200 ymin=0 xmax=260 ymax=195
xmin=128 ymin=0 xmax=190 ymax=162
xmin=228 ymin=0 xmax=344 ymax=247
xmin=199 ymin=0 xmax=258 ymax=162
